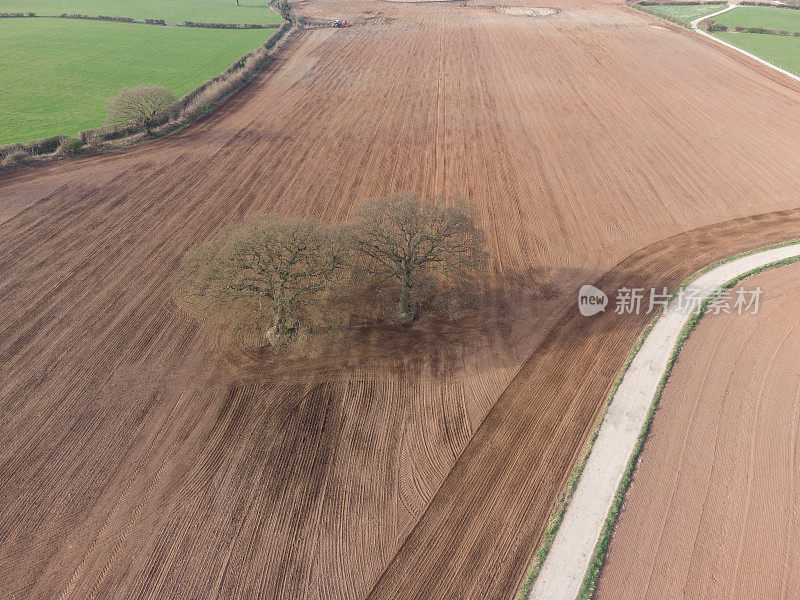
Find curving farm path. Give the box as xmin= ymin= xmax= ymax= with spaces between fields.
xmin=530 ymin=242 xmax=800 ymax=600
xmin=4 ymin=1 xmax=800 ymax=599
xmin=596 ymin=260 xmax=800 ymax=600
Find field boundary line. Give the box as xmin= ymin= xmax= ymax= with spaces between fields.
xmin=521 ymin=239 xmax=800 ymax=600
xmin=0 ymin=13 xmax=281 ymax=28
xmin=690 ymin=4 xmax=800 ymax=83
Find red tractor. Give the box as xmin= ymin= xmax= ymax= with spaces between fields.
xmin=333 ymin=19 xmax=349 ymax=27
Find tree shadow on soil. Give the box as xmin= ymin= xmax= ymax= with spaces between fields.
xmin=205 ymin=263 xmax=652 ymax=384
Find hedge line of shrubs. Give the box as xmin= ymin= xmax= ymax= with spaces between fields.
xmin=0 ymin=18 xmax=296 ymax=172
xmin=57 ymin=14 xmax=176 ymax=25
xmin=740 ymin=1 xmax=800 ymax=9
xmin=637 ymin=1 xmax=725 ymax=6
xmin=1 ymin=12 xmax=275 ymax=27
xmin=59 ymin=13 xmax=135 ymax=22
xmin=180 ymin=20 xmax=279 ymax=29
xmin=1 ymin=12 xmax=167 ymax=23
xmin=706 ymin=17 xmax=800 ymax=34
xmin=0 ymin=135 xmax=85 ymax=169
xmin=654 ymin=13 xmax=687 ymax=25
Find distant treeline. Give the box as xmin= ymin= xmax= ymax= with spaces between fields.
xmin=707 ymin=19 xmax=800 ymax=34
xmin=0 ymin=11 xmax=278 ymax=28
xmin=636 ymin=1 xmax=726 ymax=6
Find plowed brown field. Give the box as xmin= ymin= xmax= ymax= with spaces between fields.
xmin=595 ymin=261 xmax=800 ymax=600
xmin=4 ymin=0 xmax=800 ymax=598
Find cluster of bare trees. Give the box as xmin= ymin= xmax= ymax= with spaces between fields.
xmin=176 ymin=195 xmax=487 ymax=345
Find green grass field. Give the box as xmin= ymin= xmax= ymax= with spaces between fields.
xmin=0 ymin=18 xmax=274 ymax=144
xmin=639 ymin=3 xmax=725 ymax=25
xmin=712 ymin=6 xmax=800 ymax=32
xmin=714 ymin=31 xmax=800 ymax=75
xmin=0 ymin=0 xmax=281 ymax=24
xmin=705 ymin=6 xmax=800 ymax=76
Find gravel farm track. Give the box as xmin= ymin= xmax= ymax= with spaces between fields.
xmin=5 ymin=0 xmax=800 ymax=599
xmin=596 ymin=262 xmax=800 ymax=600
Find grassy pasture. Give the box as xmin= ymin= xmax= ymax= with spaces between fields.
xmin=0 ymin=0 xmax=281 ymax=24
xmin=713 ymin=31 xmax=800 ymax=75
xmin=704 ymin=5 xmax=800 ymax=76
xmin=639 ymin=3 xmax=725 ymax=25
xmin=712 ymin=6 xmax=800 ymax=32
xmin=638 ymin=5 xmax=800 ymax=77
xmin=0 ymin=18 xmax=273 ymax=144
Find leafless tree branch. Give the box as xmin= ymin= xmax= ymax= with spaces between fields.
xmin=106 ymin=86 xmax=177 ymax=135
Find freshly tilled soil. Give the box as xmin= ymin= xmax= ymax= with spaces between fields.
xmin=4 ymin=0 xmax=800 ymax=599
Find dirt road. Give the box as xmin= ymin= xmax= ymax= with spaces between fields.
xmin=4 ymin=0 xmax=800 ymax=598
xmin=595 ymin=261 xmax=800 ymax=600
xmin=529 ymin=242 xmax=800 ymax=600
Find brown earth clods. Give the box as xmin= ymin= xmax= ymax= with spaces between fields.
xmin=596 ymin=262 xmax=800 ymax=600
xmin=4 ymin=0 xmax=800 ymax=598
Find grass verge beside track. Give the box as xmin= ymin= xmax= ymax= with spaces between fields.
xmin=0 ymin=18 xmax=275 ymax=144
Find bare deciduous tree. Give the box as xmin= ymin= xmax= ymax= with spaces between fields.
xmin=176 ymin=216 xmax=345 ymax=342
xmin=106 ymin=86 xmax=177 ymax=135
xmin=347 ymin=194 xmax=487 ymax=322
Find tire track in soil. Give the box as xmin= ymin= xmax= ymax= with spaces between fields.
xmin=56 ymin=390 xmax=191 ymax=600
